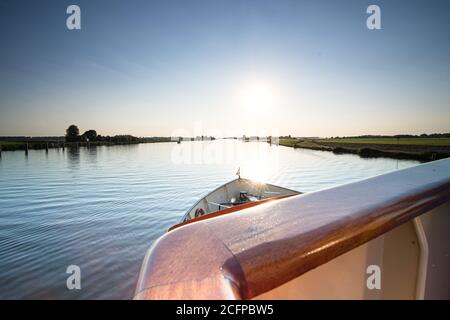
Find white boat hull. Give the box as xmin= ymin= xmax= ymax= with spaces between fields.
xmin=182 ymin=178 xmax=300 ymax=223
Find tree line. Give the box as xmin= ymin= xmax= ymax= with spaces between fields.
xmin=65 ymin=125 xmax=140 ymax=143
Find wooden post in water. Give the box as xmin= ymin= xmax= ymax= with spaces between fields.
xmin=62 ymin=142 xmax=65 ymax=151
xmin=432 ymin=152 xmax=437 ymax=161
xmin=25 ymin=142 xmax=29 ymax=155
xmin=45 ymin=142 xmax=49 ymax=153
xmin=0 ymin=144 xmax=2 ymax=158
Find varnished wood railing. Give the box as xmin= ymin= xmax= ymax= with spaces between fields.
xmin=134 ymin=158 xmax=450 ymax=299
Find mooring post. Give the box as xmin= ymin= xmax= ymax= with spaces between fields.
xmin=45 ymin=142 xmax=49 ymax=153
xmin=25 ymin=142 xmax=29 ymax=155
xmin=62 ymin=142 xmax=65 ymax=151
xmin=431 ymin=152 xmax=437 ymax=161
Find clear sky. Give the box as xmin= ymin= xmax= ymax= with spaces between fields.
xmin=0 ymin=0 xmax=449 ymax=137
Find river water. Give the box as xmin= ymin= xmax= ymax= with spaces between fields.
xmin=0 ymin=140 xmax=418 ymax=299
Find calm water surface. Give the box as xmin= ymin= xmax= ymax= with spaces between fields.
xmin=0 ymin=140 xmax=418 ymax=299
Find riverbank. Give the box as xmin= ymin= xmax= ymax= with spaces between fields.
xmin=0 ymin=137 xmax=174 ymax=152
xmin=277 ymin=138 xmax=450 ymax=162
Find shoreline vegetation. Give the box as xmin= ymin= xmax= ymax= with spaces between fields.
xmin=0 ymin=137 xmax=174 ymax=152
xmin=0 ymin=124 xmax=218 ymax=153
xmin=276 ymin=134 xmax=450 ymax=162
xmin=0 ymin=124 xmax=175 ymax=152
xmin=1 ymin=126 xmax=449 ymax=163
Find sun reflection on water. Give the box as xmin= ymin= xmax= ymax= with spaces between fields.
xmin=240 ymin=156 xmax=277 ymax=183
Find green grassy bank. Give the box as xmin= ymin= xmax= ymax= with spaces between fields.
xmin=278 ymin=138 xmax=450 ymax=162
xmin=318 ymin=137 xmax=450 ymax=147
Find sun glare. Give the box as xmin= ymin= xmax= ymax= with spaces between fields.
xmin=239 ymin=80 xmax=277 ymax=114
xmin=242 ymin=160 xmax=271 ymax=183
xmin=239 ymin=144 xmax=278 ymax=183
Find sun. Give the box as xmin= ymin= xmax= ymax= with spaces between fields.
xmin=239 ymin=80 xmax=277 ymax=114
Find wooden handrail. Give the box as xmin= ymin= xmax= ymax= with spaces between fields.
xmin=134 ymin=158 xmax=450 ymax=300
